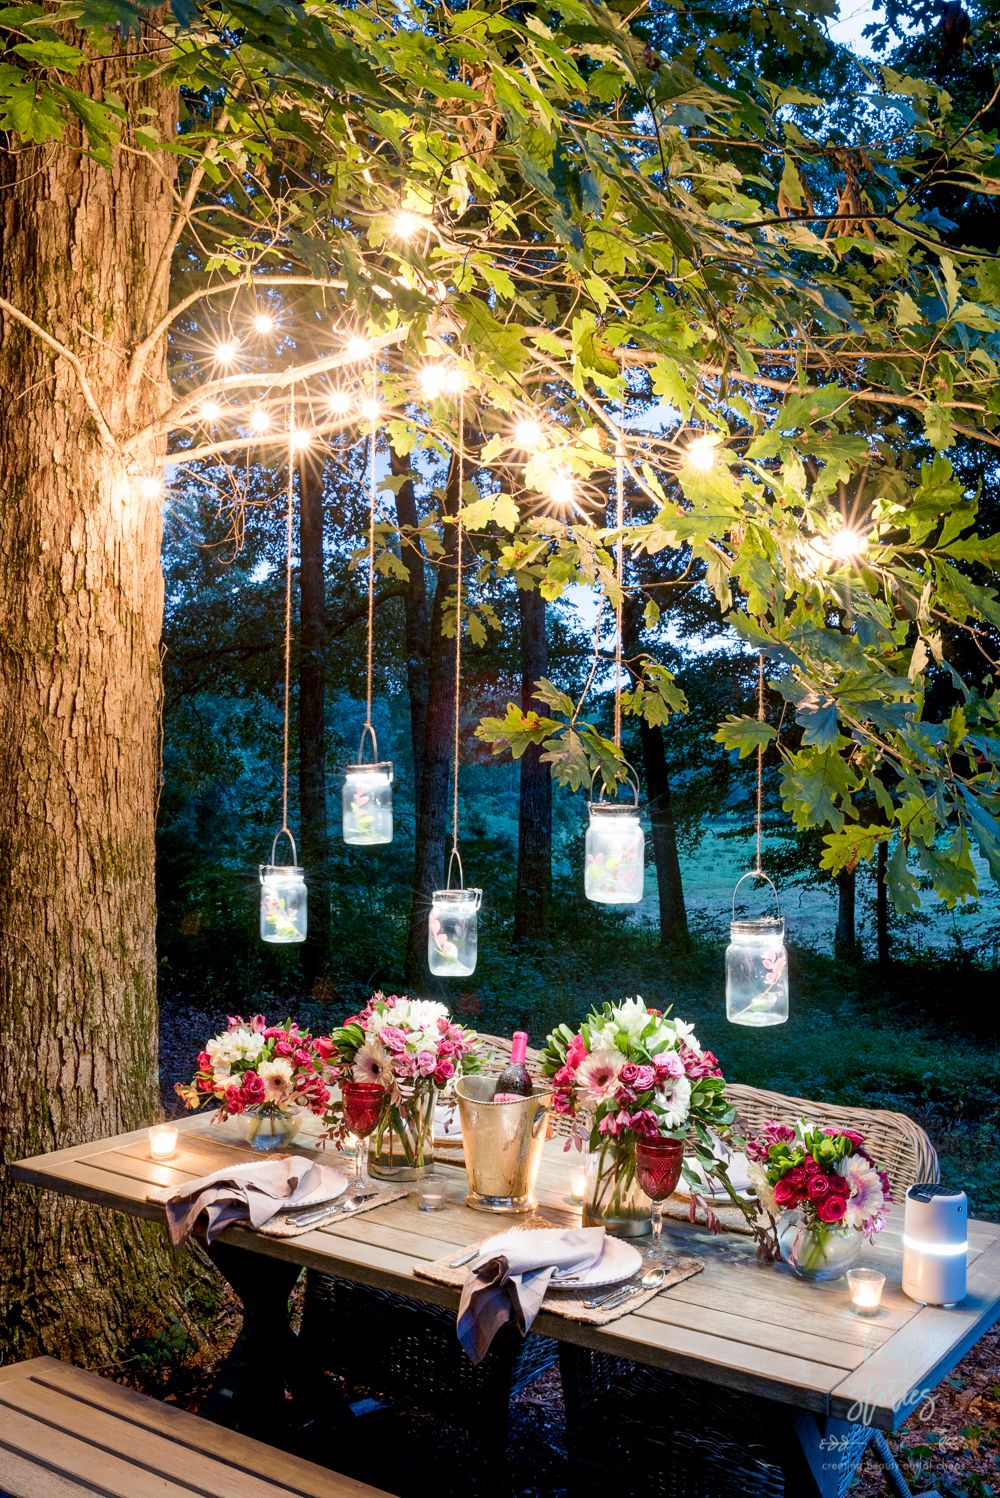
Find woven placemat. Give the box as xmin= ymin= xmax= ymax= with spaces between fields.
xmin=664 ymin=1191 xmax=754 ymax=1236
xmin=256 ymin=1186 xmax=408 ymax=1237
xmin=414 ymin=1248 xmax=704 ymax=1326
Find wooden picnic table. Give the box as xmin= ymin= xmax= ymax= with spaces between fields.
xmin=11 ymin=1113 xmax=1000 ymax=1497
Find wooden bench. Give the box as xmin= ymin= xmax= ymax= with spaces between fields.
xmin=0 ymin=1357 xmax=388 ymax=1498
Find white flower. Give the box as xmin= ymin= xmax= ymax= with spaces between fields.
xmin=672 ymin=1018 xmax=701 ymax=1053
xmin=208 ymin=1028 xmax=264 ymax=1068
xmin=366 ymin=1009 xmax=385 ymax=1036
xmin=258 ymin=1056 xmax=295 ymax=1104
xmin=397 ymin=999 xmax=449 ymax=1034
xmin=353 ymin=1042 xmax=392 ymax=1086
xmin=610 ymin=996 xmax=653 ymax=1042
xmin=576 ymin=1046 xmax=624 ymax=1104
xmin=837 ymin=1154 xmax=887 ymax=1229
xmin=655 ymin=1074 xmax=691 ymax=1130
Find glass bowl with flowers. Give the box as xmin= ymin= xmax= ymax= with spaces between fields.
xmin=746 ymin=1120 xmax=892 ymax=1280
xmin=326 ymin=992 xmax=481 ymax=1181
xmin=540 ymin=997 xmax=740 ymax=1238
xmin=175 ymin=1015 xmax=333 ymax=1152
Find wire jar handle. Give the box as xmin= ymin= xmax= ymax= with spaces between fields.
xmin=731 ymin=868 xmax=782 ymax=921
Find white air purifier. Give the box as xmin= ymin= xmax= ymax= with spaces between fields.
xmin=902 ymin=1183 xmax=968 ymax=1307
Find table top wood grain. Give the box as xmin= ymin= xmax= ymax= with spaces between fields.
xmin=12 ymin=1114 xmax=1000 ymax=1433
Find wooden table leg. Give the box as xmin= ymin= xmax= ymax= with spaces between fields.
xmin=199 ymin=1237 xmax=303 ymax=1433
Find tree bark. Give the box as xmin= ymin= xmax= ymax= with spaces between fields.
xmin=391 ymin=446 xmax=429 ymax=805
xmin=403 ymin=452 xmax=459 ymax=984
xmin=0 ymin=37 xmax=180 ymax=1357
xmin=834 ymin=868 xmax=859 ymax=959
xmin=297 ymin=451 xmax=331 ymax=995
xmin=513 ymin=586 xmax=552 ymax=943
xmin=876 ymin=839 xmax=890 ymax=969
xmin=637 ymin=718 xmax=689 ymax=949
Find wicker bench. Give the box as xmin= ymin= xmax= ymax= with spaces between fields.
xmin=0 ymin=1356 xmax=386 ymax=1498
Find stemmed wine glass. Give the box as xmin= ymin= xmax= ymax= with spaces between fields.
xmin=341 ymin=1081 xmax=387 ymax=1195
xmin=634 ymin=1136 xmax=684 ymax=1261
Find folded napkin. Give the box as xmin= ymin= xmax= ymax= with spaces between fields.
xmin=679 ymin=1149 xmax=751 ymax=1198
xmin=150 ymin=1155 xmax=347 ymax=1246
xmin=457 ymin=1227 xmax=606 ymax=1365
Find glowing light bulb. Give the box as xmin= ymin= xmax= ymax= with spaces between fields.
xmin=685 ymin=433 xmax=718 ymax=472
xmin=213 ymin=340 xmax=239 ymax=365
xmin=419 ymin=365 xmax=447 ymax=399
xmin=442 ymin=367 xmax=467 ymax=395
xmin=253 ymin=312 xmax=275 ymax=335
xmin=392 ymin=209 xmax=426 ymax=241
xmin=347 ymin=335 xmax=372 ymax=360
xmin=289 ymin=428 xmax=313 ymax=452
xmin=249 ymin=408 xmax=272 ymax=433
xmin=514 ymin=418 xmax=543 ymax=449
xmin=327 ymin=389 xmax=353 ymax=416
xmin=829 ymin=526 xmax=867 ymax=560
xmin=198 ymin=400 xmax=222 ymax=422
xmin=360 ymin=398 xmax=381 ymax=422
xmin=139 ymin=476 xmax=162 ymax=500
xmin=548 ymin=470 xmax=576 ymax=507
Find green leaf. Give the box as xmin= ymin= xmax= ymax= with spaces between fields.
xmin=11 ymin=39 xmax=85 ymax=68
xmin=713 ymin=716 xmax=776 ymax=760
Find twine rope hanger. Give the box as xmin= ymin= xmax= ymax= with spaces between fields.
xmin=362 ymin=355 xmax=378 ymax=756
xmin=274 ymin=385 xmax=297 ymax=867
xmin=613 ymin=387 xmax=625 ymax=754
xmin=448 ymin=389 xmax=465 ymax=888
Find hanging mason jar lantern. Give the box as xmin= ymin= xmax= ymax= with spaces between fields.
xmin=429 ymin=851 xmax=482 ymax=976
xmin=342 ymin=727 xmax=393 ymax=845
xmin=585 ymin=768 xmax=645 ymax=905
xmin=259 ymin=829 xmax=307 ymax=944
xmin=725 ymin=872 xmax=788 ymax=1026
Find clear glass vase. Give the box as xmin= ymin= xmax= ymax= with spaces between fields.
xmin=236 ymin=1104 xmax=301 ymax=1153
xmin=342 ymin=762 xmax=394 ymax=845
xmin=370 ymin=1083 xmax=437 ymax=1181
xmin=777 ymin=1209 xmax=861 ymax=1281
xmin=583 ymin=1135 xmax=650 ymax=1238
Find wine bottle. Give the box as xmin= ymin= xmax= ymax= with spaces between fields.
xmin=493 ymin=1031 xmax=533 ymax=1102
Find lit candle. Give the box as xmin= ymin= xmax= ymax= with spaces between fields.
xmin=149 ymin=1124 xmax=178 ymax=1161
xmin=569 ymin=1169 xmax=586 ymax=1205
xmin=847 ymin=1267 xmax=885 ymax=1317
xmin=417 ymin=1178 xmax=447 ymax=1212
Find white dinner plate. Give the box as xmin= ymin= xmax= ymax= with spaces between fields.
xmin=471 ymin=1229 xmax=643 ymax=1292
xmin=276 ymin=1168 xmax=348 ymax=1212
xmin=675 ymin=1151 xmax=750 ymax=1199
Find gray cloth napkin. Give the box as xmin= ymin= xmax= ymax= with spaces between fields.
xmin=457 ymin=1227 xmax=606 ymax=1364
xmin=149 ymin=1154 xmax=347 ymax=1246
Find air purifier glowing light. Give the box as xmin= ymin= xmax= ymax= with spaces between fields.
xmin=901 ymin=1183 xmax=968 ymax=1307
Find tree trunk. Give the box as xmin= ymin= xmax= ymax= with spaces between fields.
xmin=834 ymin=868 xmax=859 ymax=959
xmin=392 ymin=446 xmax=430 ymax=805
xmin=637 ymin=718 xmax=689 ymax=949
xmin=513 ymin=586 xmax=552 ymax=943
xmin=876 ymin=839 xmax=890 ymax=969
xmin=0 ymin=38 xmax=180 ymax=1358
xmin=403 ymin=452 xmax=458 ymax=984
xmin=297 ymin=451 xmax=331 ymax=996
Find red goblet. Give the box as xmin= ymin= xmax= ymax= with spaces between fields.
xmin=341 ymin=1081 xmax=387 ymax=1192
xmin=635 ymin=1136 xmax=684 ymax=1260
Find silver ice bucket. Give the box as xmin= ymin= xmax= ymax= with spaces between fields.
xmin=455 ymin=1075 xmax=553 ymax=1213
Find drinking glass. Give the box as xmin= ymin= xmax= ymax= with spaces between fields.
xmin=341 ymin=1082 xmax=387 ymax=1192
xmin=634 ymin=1137 xmax=684 ymax=1260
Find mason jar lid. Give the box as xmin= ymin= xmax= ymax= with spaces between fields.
xmin=730 ymin=916 xmax=784 ymax=938
xmin=259 ymin=864 xmax=305 ymax=880
xmin=345 ymin=760 xmax=394 ymax=779
xmin=588 ymin=802 xmax=641 ymax=821
xmin=432 ymin=887 xmax=483 ymax=909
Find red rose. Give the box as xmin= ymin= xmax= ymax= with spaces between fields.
xmin=314 ymin=1036 xmax=334 ymax=1061
xmin=817 ymin=1194 xmax=847 ymax=1224
xmin=773 ymin=1179 xmax=801 ymax=1208
xmin=197 ymin=1050 xmax=212 ymax=1071
xmin=828 ymin=1175 xmax=850 ymax=1197
xmin=241 ymin=1071 xmax=265 ymax=1104
xmin=785 ymin=1166 xmax=808 ymax=1187
xmin=808 ymin=1174 xmax=831 ymax=1200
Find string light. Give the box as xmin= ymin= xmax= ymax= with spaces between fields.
xmin=685 ymin=433 xmax=719 ymax=472
xmin=289 ymin=428 xmax=313 ymax=452
xmin=213 ymin=340 xmax=239 ymax=365
xmin=360 ymin=397 xmax=381 ymax=422
xmin=139 ymin=476 xmax=162 ymax=499
xmin=392 ymin=209 xmax=426 ymax=241
xmin=419 ymin=365 xmax=448 ymax=399
xmin=347 ymin=335 xmax=372 ymax=360
xmin=327 ymin=389 xmax=353 ymax=416
xmin=442 ymin=367 xmax=466 ymax=395
xmin=514 ymin=417 xmax=543 ymax=449
xmin=249 ymin=408 xmax=272 ymax=433
xmin=253 ymin=312 xmax=275 ymax=335
xmin=828 ymin=525 xmax=868 ymax=560
xmin=198 ymin=400 xmax=222 ymax=422
xmin=548 ymin=469 xmax=576 ymax=507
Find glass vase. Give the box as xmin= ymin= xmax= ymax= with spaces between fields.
xmin=370 ymin=1083 xmax=437 ymax=1181
xmin=259 ymin=864 xmax=307 ymax=944
xmin=428 ymin=888 xmax=481 ymax=976
xmin=777 ymin=1209 xmax=861 ymax=1282
xmin=584 ymin=803 xmax=644 ymax=905
xmin=342 ymin=762 xmax=393 ymax=845
xmin=235 ymin=1103 xmax=301 ymax=1153
xmin=583 ymin=1134 xmax=650 ymax=1238
xmin=726 ymin=917 xmax=788 ymax=1026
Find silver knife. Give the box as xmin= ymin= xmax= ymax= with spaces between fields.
xmin=449 ymin=1246 xmax=479 ymax=1268
xmin=287 ymin=1201 xmax=344 ymax=1228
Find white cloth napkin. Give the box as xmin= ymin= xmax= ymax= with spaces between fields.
xmin=679 ymin=1150 xmax=751 ymax=1197
xmin=149 ymin=1155 xmax=347 ymax=1246
xmin=457 ymin=1227 xmax=606 ymax=1364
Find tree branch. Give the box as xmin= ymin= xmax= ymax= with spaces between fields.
xmin=0 ymin=295 xmax=117 ymax=451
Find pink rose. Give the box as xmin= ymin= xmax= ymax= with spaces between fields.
xmin=381 ymin=1026 xmax=407 ymax=1053
xmin=654 ymin=1053 xmax=684 ymax=1081
xmin=415 ymin=1050 xmax=437 ymax=1077
xmin=628 ymin=1109 xmax=659 ymax=1137
xmin=565 ymin=1035 xmax=587 ymax=1070
xmin=764 ymin=1122 xmax=796 ymax=1146
xmin=554 ymin=1065 xmax=575 ymax=1087
xmin=619 ymin=1063 xmax=640 ymax=1086
xmin=817 ymin=1195 xmax=848 ymax=1224
xmin=434 ymin=1060 xmax=455 ymax=1087
xmin=241 ymin=1071 xmax=265 ymax=1104
xmin=314 ymin=1036 xmax=334 ymax=1061
xmin=274 ymin=1039 xmax=294 ymax=1057
xmin=224 ymin=1085 xmax=245 ymax=1115
xmin=197 ymin=1050 xmax=212 ymax=1072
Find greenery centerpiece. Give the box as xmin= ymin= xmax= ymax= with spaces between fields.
xmin=541 ymin=998 xmax=737 ymax=1237
xmin=175 ymin=1016 xmax=333 ymax=1152
xmin=327 ymin=993 xmax=481 ymax=1180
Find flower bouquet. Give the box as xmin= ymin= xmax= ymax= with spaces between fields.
xmin=540 ymin=997 xmax=737 ymax=1236
xmin=326 ymin=993 xmax=481 ymax=1179
xmin=746 ymin=1120 xmax=891 ymax=1280
xmin=175 ymin=1015 xmax=333 ymax=1152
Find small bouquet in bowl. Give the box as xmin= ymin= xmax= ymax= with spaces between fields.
xmin=175 ymin=1015 xmax=332 ymax=1152
xmin=746 ymin=1120 xmax=892 ymax=1280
